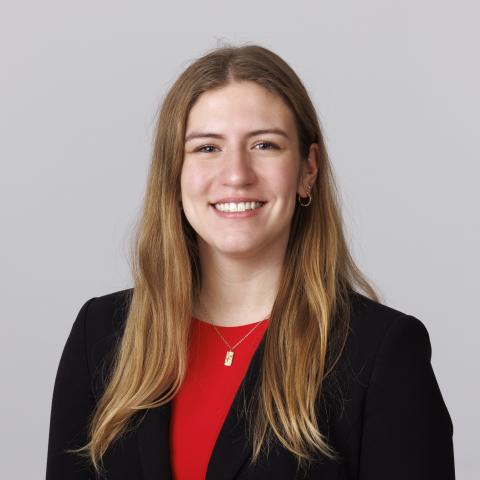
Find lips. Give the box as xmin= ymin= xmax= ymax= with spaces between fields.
xmin=210 ymin=197 xmax=266 ymax=205
xmin=210 ymin=201 xmax=266 ymax=217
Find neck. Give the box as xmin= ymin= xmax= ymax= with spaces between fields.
xmin=193 ymin=238 xmax=286 ymax=327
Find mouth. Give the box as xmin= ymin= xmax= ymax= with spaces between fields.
xmin=209 ymin=201 xmax=267 ymax=216
xmin=209 ymin=201 xmax=266 ymax=210
xmin=209 ymin=201 xmax=266 ymax=206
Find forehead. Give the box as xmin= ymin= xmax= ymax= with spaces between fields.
xmin=186 ymin=81 xmax=296 ymax=133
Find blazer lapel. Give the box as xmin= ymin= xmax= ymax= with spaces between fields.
xmin=135 ymin=334 xmax=267 ymax=480
xmin=137 ymin=401 xmax=173 ymax=479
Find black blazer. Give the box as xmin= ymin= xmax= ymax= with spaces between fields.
xmin=46 ymin=288 xmax=455 ymax=479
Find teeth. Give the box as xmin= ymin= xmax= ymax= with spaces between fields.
xmin=214 ymin=201 xmax=263 ymax=212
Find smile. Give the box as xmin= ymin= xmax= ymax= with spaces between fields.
xmin=210 ymin=201 xmax=266 ymax=218
xmin=214 ymin=201 xmax=263 ymax=212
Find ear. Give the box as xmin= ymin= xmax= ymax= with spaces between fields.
xmin=297 ymin=143 xmax=319 ymax=197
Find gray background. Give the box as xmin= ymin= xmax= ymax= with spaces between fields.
xmin=1 ymin=1 xmax=478 ymax=478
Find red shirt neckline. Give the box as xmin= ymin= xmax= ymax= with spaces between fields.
xmin=191 ymin=316 xmax=270 ymax=328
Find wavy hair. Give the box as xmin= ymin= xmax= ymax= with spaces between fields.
xmin=70 ymin=42 xmax=378 ymax=475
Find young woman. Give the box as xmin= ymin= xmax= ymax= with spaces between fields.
xmin=46 ymin=44 xmax=455 ymax=479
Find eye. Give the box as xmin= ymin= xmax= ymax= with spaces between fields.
xmin=254 ymin=141 xmax=278 ymax=150
xmin=195 ymin=145 xmax=218 ymax=153
xmin=193 ymin=142 xmax=279 ymax=153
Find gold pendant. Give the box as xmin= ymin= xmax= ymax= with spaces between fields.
xmin=224 ymin=350 xmax=234 ymax=366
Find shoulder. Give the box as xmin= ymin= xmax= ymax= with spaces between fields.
xmin=82 ymin=287 xmax=134 ymax=338
xmin=334 ymin=291 xmax=432 ymax=389
xmin=337 ymin=293 xmax=454 ymax=476
xmin=75 ymin=288 xmax=134 ymax=398
xmin=347 ymin=291 xmax=430 ymax=352
xmin=323 ymin=292 xmax=444 ymax=450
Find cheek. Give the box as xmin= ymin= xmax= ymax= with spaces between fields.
xmin=180 ymin=161 xmax=209 ymax=199
xmin=266 ymin=164 xmax=300 ymax=198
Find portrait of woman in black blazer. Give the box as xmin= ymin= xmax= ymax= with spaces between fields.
xmin=46 ymin=44 xmax=455 ymax=479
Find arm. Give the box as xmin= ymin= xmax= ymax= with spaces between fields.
xmin=46 ymin=297 xmax=97 ymax=480
xmin=359 ymin=314 xmax=455 ymax=479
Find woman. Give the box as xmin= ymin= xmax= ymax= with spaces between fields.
xmin=46 ymin=44 xmax=455 ymax=479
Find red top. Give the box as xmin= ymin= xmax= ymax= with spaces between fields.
xmin=170 ymin=315 xmax=270 ymax=479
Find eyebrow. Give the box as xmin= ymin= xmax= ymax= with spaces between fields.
xmin=184 ymin=128 xmax=289 ymax=143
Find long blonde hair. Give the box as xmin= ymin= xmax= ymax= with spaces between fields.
xmin=71 ymin=42 xmax=378 ymax=474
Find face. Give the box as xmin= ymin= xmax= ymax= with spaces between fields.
xmin=180 ymin=81 xmax=318 ymax=260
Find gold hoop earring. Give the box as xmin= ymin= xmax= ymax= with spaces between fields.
xmin=298 ymin=183 xmax=312 ymax=207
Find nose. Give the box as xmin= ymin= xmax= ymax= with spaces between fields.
xmin=220 ymin=146 xmax=257 ymax=187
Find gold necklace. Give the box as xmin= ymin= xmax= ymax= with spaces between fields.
xmin=211 ymin=319 xmax=267 ymax=366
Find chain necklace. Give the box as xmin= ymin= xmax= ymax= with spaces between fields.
xmin=211 ymin=319 xmax=268 ymax=366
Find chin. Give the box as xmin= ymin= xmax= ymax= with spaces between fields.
xmin=216 ymin=243 xmax=258 ymax=254
xmin=211 ymin=240 xmax=264 ymax=257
